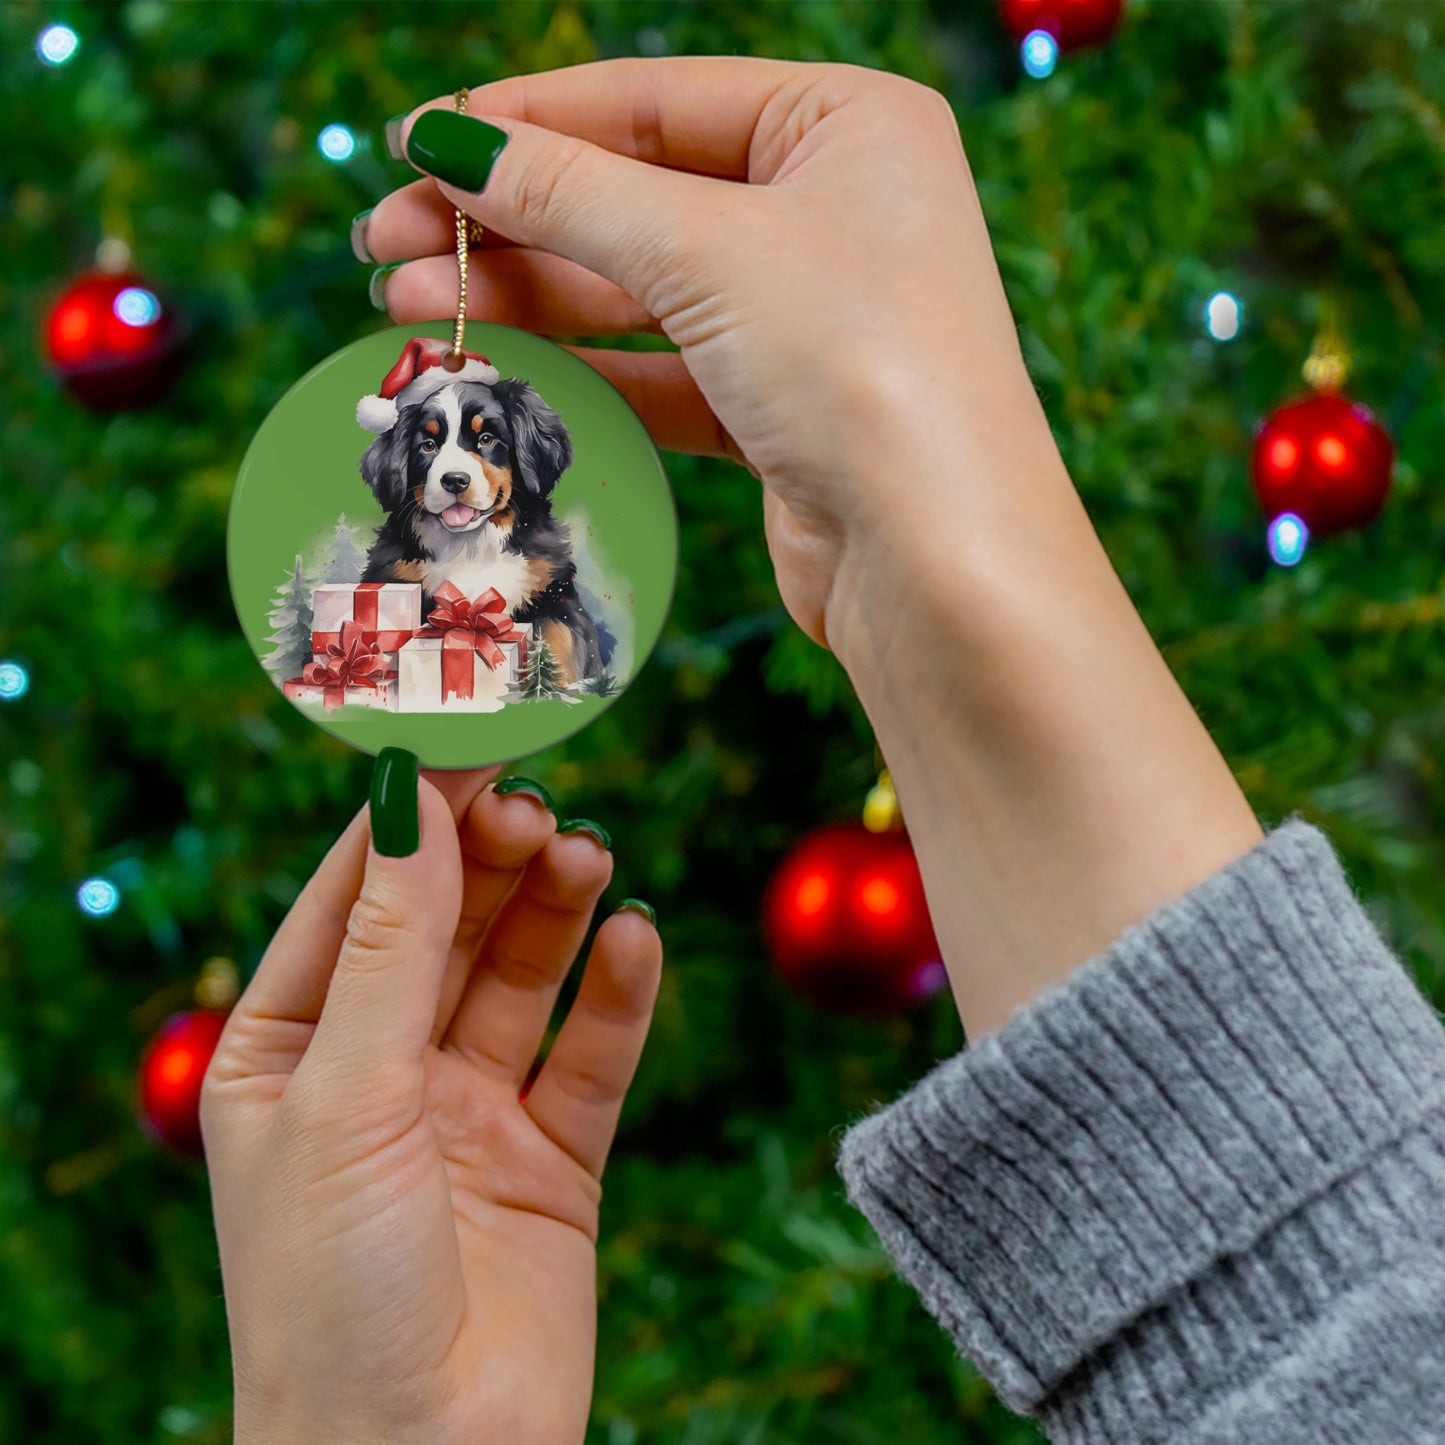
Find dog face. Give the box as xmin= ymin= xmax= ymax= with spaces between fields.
xmin=360 ymin=378 xmax=572 ymax=543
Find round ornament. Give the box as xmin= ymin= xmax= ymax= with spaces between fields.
xmin=762 ymin=821 xmax=946 ymax=1018
xmin=44 ymin=268 xmax=182 ymax=411
xmin=1251 ymin=391 xmax=1393 ymax=538
xmin=998 ymin=0 xmax=1124 ymax=50
xmin=228 ymin=323 xmax=678 ymax=767
xmin=137 ymin=1008 xmax=230 ymax=1158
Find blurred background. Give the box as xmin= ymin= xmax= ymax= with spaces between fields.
xmin=2 ymin=2 xmax=1443 ymax=1442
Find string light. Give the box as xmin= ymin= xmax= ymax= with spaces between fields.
xmin=1022 ymin=30 xmax=1060 ymax=78
xmin=1205 ymin=291 xmax=1242 ymax=341
xmin=317 ymin=124 xmax=356 ymax=162
xmin=0 ymin=661 xmax=29 ymax=700
xmin=114 ymin=287 xmax=162 ymax=327
xmin=77 ymin=878 xmax=121 ymax=917
xmin=1267 ymin=512 xmax=1309 ymax=567
xmin=37 ymin=24 xmax=79 ymax=66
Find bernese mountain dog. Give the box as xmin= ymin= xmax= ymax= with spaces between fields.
xmin=358 ymin=377 xmax=613 ymax=687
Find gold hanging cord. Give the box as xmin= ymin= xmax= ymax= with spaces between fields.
xmin=442 ymin=88 xmax=484 ymax=372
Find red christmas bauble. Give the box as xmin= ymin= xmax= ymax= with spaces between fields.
xmin=1251 ymin=391 xmax=1394 ymax=538
xmin=44 ymin=269 xmax=182 ymax=411
xmin=998 ymin=0 xmax=1124 ymax=49
xmin=763 ymin=822 xmax=946 ymax=1018
xmin=137 ymin=1009 xmax=230 ymax=1158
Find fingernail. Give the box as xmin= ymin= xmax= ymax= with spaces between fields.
xmin=405 ymin=110 xmax=510 ymax=192
xmin=617 ymin=897 xmax=656 ymax=926
xmin=370 ymin=747 xmax=420 ymax=857
xmin=350 ymin=208 xmax=375 ymax=264
xmin=558 ymin=818 xmax=611 ymax=851
xmin=369 ymin=262 xmax=404 ymax=311
xmin=384 ymin=113 xmax=409 ymax=162
xmin=493 ymin=775 xmax=555 ymax=812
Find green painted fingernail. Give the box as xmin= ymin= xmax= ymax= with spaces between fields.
xmin=369 ymin=262 xmax=403 ymax=311
xmin=350 ymin=208 xmax=375 ymax=264
xmin=558 ymin=818 xmax=611 ymax=851
xmin=494 ymin=775 xmax=555 ymax=812
xmin=384 ymin=113 xmax=408 ymax=162
xmin=617 ymin=898 xmax=656 ymax=926
xmin=370 ymin=748 xmax=420 ymax=857
xmin=405 ymin=110 xmax=510 ymax=192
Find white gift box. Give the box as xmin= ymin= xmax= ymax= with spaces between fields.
xmin=397 ymin=623 xmax=533 ymax=713
xmin=282 ymin=674 xmax=399 ymax=713
xmin=310 ymin=582 xmax=422 ymax=661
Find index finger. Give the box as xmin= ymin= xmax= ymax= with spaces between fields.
xmin=399 ymin=54 xmax=813 ymax=182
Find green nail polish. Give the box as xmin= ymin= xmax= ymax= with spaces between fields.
xmin=494 ymin=775 xmax=555 ymax=812
xmin=370 ymin=747 xmax=420 ymax=857
xmin=368 ymin=262 xmax=403 ymax=311
xmin=617 ymin=897 xmax=656 ymax=926
xmin=558 ymin=818 xmax=612 ymax=851
xmin=384 ymin=113 xmax=408 ymax=162
xmin=405 ymin=110 xmax=510 ymax=192
xmin=350 ymin=208 xmax=375 ymax=264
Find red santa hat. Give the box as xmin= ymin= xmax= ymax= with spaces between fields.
xmin=356 ymin=336 xmax=500 ymax=433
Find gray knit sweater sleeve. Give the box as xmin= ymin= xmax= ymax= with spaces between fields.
xmin=834 ymin=817 xmax=1445 ymax=1443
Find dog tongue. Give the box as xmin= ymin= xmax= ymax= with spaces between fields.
xmin=442 ymin=503 xmax=480 ymax=526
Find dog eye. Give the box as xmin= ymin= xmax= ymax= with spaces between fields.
xmin=478 ymin=431 xmax=495 ymax=444
xmin=420 ymin=438 xmax=436 ymax=452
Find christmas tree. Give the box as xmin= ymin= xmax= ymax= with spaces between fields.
xmin=260 ymin=554 xmax=314 ymax=685
xmin=2 ymin=5 xmax=1443 ymax=1444
xmin=513 ymin=632 xmax=569 ymax=703
xmin=314 ymin=513 xmax=371 ymax=585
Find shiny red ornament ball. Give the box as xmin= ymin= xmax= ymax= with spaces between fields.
xmin=1251 ymin=392 xmax=1394 ymax=538
xmin=998 ymin=0 xmax=1124 ymax=49
xmin=137 ymin=1009 xmax=230 ymax=1158
xmin=763 ymin=822 xmax=946 ymax=1018
xmin=44 ymin=269 xmax=181 ymax=410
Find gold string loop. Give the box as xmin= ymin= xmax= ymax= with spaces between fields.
xmin=442 ymin=87 xmax=480 ymax=372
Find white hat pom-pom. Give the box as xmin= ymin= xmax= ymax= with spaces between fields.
xmin=356 ymin=394 xmax=399 ymax=433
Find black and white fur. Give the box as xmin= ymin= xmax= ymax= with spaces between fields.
xmin=358 ymin=377 xmax=613 ymax=686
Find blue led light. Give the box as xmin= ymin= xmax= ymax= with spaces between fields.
xmin=78 ymin=878 xmax=121 ymax=917
xmin=38 ymin=24 xmax=79 ymax=66
xmin=1267 ymin=512 xmax=1309 ymax=567
xmin=1022 ymin=30 xmax=1059 ymax=79
xmin=318 ymin=124 xmax=357 ymax=162
xmin=114 ymin=287 xmax=161 ymax=327
xmin=0 ymin=661 xmax=28 ymax=701
xmin=1205 ymin=291 xmax=1242 ymax=341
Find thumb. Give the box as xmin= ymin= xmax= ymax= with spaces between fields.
xmin=397 ymin=106 xmax=739 ymax=314
xmin=303 ymin=750 xmax=463 ymax=1089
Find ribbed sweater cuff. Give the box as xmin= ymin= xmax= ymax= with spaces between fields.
xmin=835 ymin=816 xmax=1445 ymax=1433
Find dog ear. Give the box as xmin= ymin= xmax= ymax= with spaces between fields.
xmin=493 ymin=378 xmax=572 ymax=498
xmin=359 ymin=415 xmax=410 ymax=513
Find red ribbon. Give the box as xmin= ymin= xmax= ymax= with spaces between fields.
xmin=418 ymin=582 xmax=528 ymax=701
xmin=311 ymin=582 xmax=414 ymax=655
xmin=300 ymin=619 xmax=392 ymax=711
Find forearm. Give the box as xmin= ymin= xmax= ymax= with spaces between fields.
xmin=825 ymin=385 xmax=1263 ymax=1041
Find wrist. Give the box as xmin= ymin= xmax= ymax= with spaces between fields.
xmin=824 ymin=432 xmax=1262 ymax=1040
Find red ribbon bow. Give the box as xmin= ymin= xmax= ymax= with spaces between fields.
xmin=301 ymin=620 xmax=390 ymax=710
xmin=423 ymin=582 xmax=528 ymax=699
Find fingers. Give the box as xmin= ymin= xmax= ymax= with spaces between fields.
xmin=397 ymin=107 xmax=748 ymax=309
xmin=362 ymin=178 xmax=520 ymax=260
xmin=300 ymin=778 xmax=464 ymax=1087
xmin=378 ymin=247 xmax=662 ymax=337
xmin=523 ymin=908 xmax=662 ymax=1182
xmin=429 ymin=781 xmax=558 ymax=1049
xmin=410 ymin=55 xmax=810 ymax=182
xmin=556 ymin=347 xmax=749 ymax=465
xmin=420 ymin=765 xmax=504 ymax=825
xmin=439 ymin=828 xmax=614 ymax=1086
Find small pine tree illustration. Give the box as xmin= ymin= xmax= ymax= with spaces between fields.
xmin=317 ymin=513 xmax=372 ymax=584
xmin=261 ymin=554 xmax=314 ymax=684
xmin=516 ymin=634 xmax=567 ymax=702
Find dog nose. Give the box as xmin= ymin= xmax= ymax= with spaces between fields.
xmin=440 ymin=472 xmax=470 ymax=495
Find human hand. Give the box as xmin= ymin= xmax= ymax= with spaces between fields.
xmin=360 ymin=56 xmax=1066 ymax=659
xmin=201 ymin=755 xmax=662 ymax=1445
